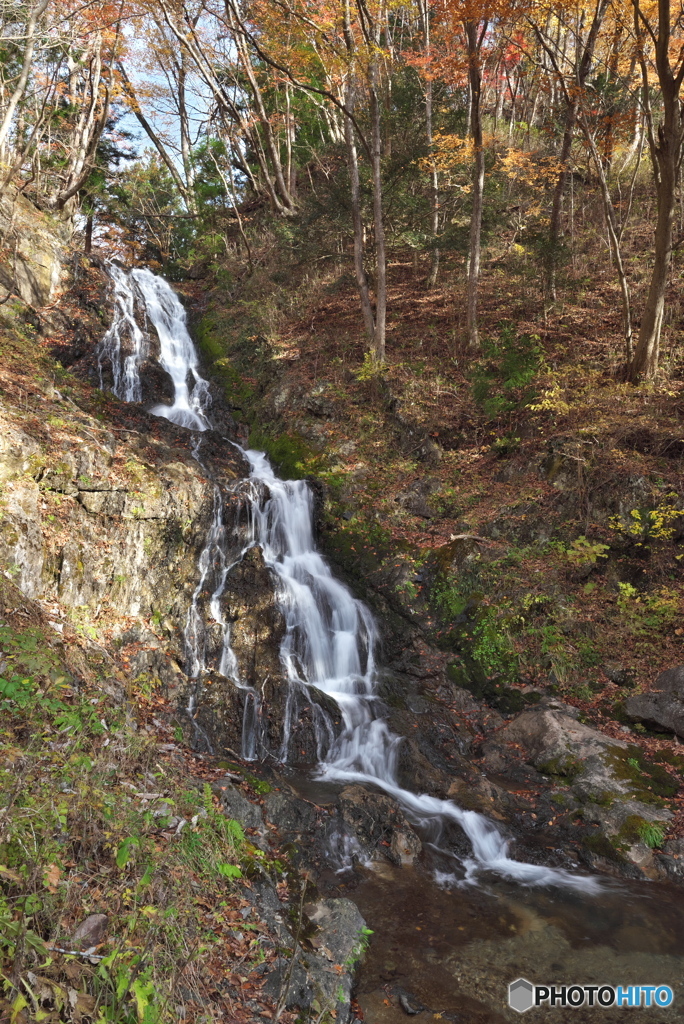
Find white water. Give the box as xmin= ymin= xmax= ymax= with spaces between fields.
xmin=237 ymin=451 xmax=601 ymax=893
xmin=99 ymin=265 xmax=211 ymax=430
xmin=98 ymin=263 xmax=148 ymax=402
xmin=103 ymin=266 xmax=601 ymax=893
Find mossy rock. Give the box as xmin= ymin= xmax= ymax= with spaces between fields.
xmin=616 ymin=814 xmax=666 ymax=849
xmin=606 ymin=744 xmax=678 ymax=804
xmin=446 ymin=661 xmax=540 ymax=715
xmin=582 ymin=831 xmax=628 ymax=864
xmin=538 ymin=754 xmax=583 ymax=783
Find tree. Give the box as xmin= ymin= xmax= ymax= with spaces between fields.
xmin=628 ymin=0 xmax=684 ymax=379
xmin=531 ymin=0 xmax=610 ymax=301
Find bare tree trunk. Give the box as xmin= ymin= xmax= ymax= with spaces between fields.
xmin=547 ymin=106 xmax=577 ymax=300
xmin=369 ymin=64 xmax=386 ymax=363
xmin=0 ymin=0 xmax=50 ymax=158
xmin=629 ymin=0 xmax=684 ymax=380
xmin=118 ymin=62 xmax=194 ymax=207
xmin=535 ymin=0 xmax=609 ymax=300
xmin=226 ymin=0 xmax=297 ymax=214
xmin=580 ymin=111 xmax=633 ymax=359
xmin=420 ymin=0 xmax=439 ymax=290
xmin=466 ymin=20 xmax=485 ymax=351
xmin=178 ymin=55 xmax=198 ymax=214
xmin=344 ymin=82 xmax=375 ymax=344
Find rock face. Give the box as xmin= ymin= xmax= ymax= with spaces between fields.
xmin=625 ymin=666 xmax=684 ymax=737
xmin=0 ymin=189 xmax=70 ymax=305
xmin=484 ymin=705 xmax=629 ymax=799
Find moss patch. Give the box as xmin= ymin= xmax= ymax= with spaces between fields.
xmin=582 ymin=831 xmax=628 ymax=863
xmin=537 ymin=754 xmax=583 ymax=782
xmin=606 ymin=744 xmax=679 ymax=804
xmin=446 ymin=660 xmax=540 ymax=716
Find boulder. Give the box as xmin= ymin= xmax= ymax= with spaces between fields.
xmin=625 ymin=666 xmax=684 ymax=738
xmin=483 ymin=706 xmax=628 ymax=796
xmin=261 ymin=897 xmax=367 ymax=1024
xmin=264 ymin=790 xmax=316 ymax=834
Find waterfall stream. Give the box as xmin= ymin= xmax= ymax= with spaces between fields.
xmin=99 ymin=264 xmax=600 ymax=893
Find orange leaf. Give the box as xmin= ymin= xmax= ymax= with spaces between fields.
xmin=44 ymin=863 xmax=61 ymax=892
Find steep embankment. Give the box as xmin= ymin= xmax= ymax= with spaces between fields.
xmin=0 ymin=246 xmax=368 ymax=1022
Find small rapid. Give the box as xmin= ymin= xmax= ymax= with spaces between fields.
xmin=100 ymin=263 xmax=600 ymax=892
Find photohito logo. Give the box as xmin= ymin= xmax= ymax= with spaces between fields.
xmin=508 ymin=979 xmax=674 ymax=1013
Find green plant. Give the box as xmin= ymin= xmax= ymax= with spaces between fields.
xmin=638 ymin=821 xmax=665 ymax=849
xmin=563 ymin=536 xmax=609 ymax=568
xmin=616 ymin=583 xmax=681 ymax=634
xmin=609 ymin=498 xmax=684 ymax=547
xmin=470 ymin=327 xmax=544 ymax=417
xmin=491 ymin=433 xmax=521 ymax=457
xmin=354 ymin=351 xmax=388 ymax=381
xmin=470 ymin=606 xmax=519 ymax=683
xmin=344 ymin=925 xmax=374 ymax=969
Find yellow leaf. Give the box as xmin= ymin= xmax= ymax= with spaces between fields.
xmin=11 ymin=994 xmax=28 ymax=1023
xmin=0 ymin=865 xmax=21 ymax=882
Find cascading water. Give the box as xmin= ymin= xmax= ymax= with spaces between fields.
xmin=130 ymin=269 xmax=211 ymax=431
xmin=236 ymin=451 xmax=600 ymax=892
xmin=98 ymin=263 xmax=148 ymax=402
xmin=98 ymin=265 xmax=211 ymax=430
xmin=101 ymin=264 xmax=600 ymax=893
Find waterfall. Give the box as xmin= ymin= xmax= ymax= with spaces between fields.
xmin=102 ymin=264 xmax=600 ymax=893
xmin=97 ymin=263 xmax=148 ymax=403
xmin=98 ymin=265 xmax=211 ymax=430
xmin=237 ymin=451 xmax=600 ymax=892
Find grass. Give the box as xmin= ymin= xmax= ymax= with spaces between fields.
xmin=0 ymin=605 xmax=292 ymax=1024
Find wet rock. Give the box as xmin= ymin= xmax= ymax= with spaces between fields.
xmin=261 ymin=898 xmax=366 ymax=1024
xmin=389 ymin=827 xmax=422 ymax=865
xmin=398 ymin=989 xmax=425 ymax=1015
xmin=213 ymin=780 xmax=263 ymax=830
xmin=264 ymin=790 xmax=316 ymax=834
xmin=307 ymin=897 xmax=366 ymax=965
xmin=625 ymin=665 xmax=684 ymax=738
xmin=447 ymin=776 xmax=509 ymax=821
xmin=72 ymin=914 xmax=108 ymax=947
xmin=338 ymin=785 xmax=420 ymax=862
